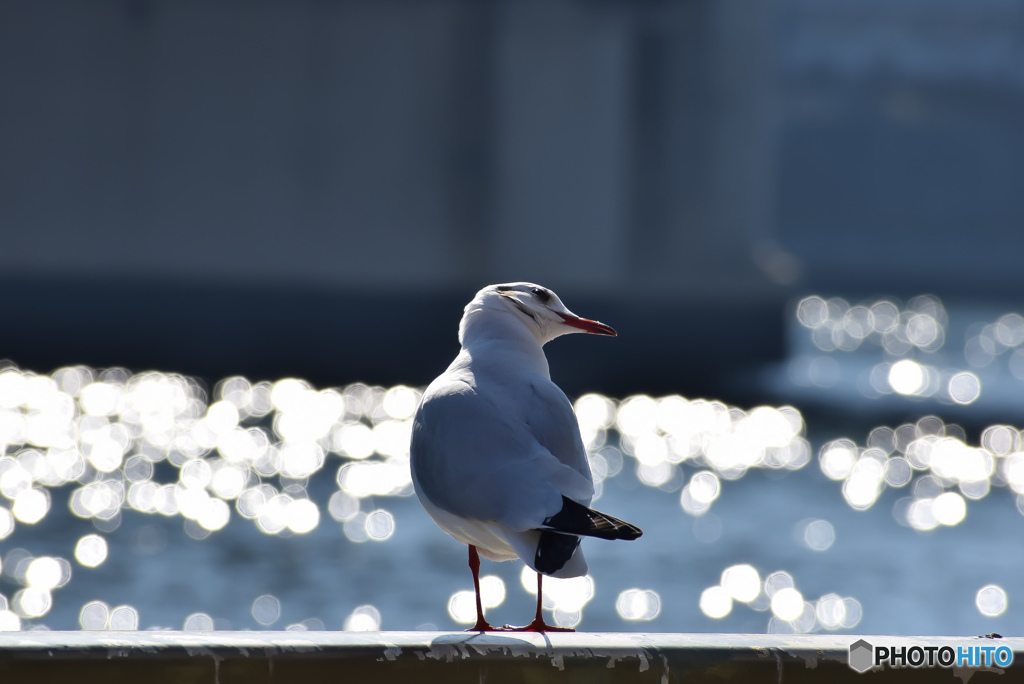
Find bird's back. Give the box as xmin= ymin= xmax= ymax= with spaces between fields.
xmin=411 ymin=347 xmax=594 ymax=533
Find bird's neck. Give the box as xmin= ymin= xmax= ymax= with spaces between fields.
xmin=458 ymin=314 xmax=550 ymax=379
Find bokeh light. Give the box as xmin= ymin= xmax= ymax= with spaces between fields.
xmin=252 ymin=595 xmax=281 ymax=626
xmin=447 ymin=591 xmax=477 ymax=625
xmin=820 ymin=441 xmax=856 ymax=481
xmin=364 ymin=509 xmax=395 ymax=541
xmin=13 ymin=588 xmax=52 ymax=618
xmin=25 ymin=557 xmax=64 ymax=590
xmin=770 ymin=587 xmax=804 ymax=622
xmin=699 ymin=586 xmax=733 ymax=619
xmin=79 ymin=601 xmax=109 ymax=629
xmin=74 ymin=535 xmax=108 ymax=568
xmin=976 ymin=585 xmax=1007 ymax=617
xmin=12 ymin=488 xmax=48 ymax=524
xmin=721 ymin=564 xmax=761 ymax=603
xmin=948 ymin=373 xmax=981 ymax=404
xmin=479 ymin=575 xmax=506 ymax=609
xmin=344 ymin=604 xmax=381 ymax=631
xmin=799 ymin=519 xmax=835 ymax=551
xmin=615 ymin=589 xmax=661 ymax=621
xmin=519 ymin=566 xmax=595 ymax=617
xmin=932 ymin=492 xmax=967 ymax=526
xmin=796 ymin=295 xmax=947 ymax=355
xmin=184 ymin=613 xmax=214 ymax=631
xmin=286 ymin=618 xmax=325 ymax=631
xmin=285 ymin=499 xmax=319 ymax=534
xmin=0 ymin=356 xmax=1021 ymax=633
xmin=889 ymin=360 xmax=925 ymax=396
xmin=0 ymin=610 xmax=21 ymax=631
xmin=109 ymin=605 xmax=139 ymax=630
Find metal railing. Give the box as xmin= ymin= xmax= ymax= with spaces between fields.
xmin=0 ymin=631 xmax=1018 ymax=683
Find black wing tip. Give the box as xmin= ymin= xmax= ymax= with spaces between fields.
xmin=619 ymin=523 xmax=643 ymax=541
xmin=543 ymin=496 xmax=643 ymax=541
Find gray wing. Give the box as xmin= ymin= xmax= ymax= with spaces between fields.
xmin=410 ymin=374 xmax=593 ymax=531
xmin=525 ymin=377 xmax=593 ymax=500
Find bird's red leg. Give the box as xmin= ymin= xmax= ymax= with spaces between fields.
xmin=466 ymin=545 xmax=494 ymax=632
xmin=516 ymin=573 xmax=574 ymax=632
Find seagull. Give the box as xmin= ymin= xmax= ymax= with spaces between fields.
xmin=411 ymin=282 xmax=643 ymax=632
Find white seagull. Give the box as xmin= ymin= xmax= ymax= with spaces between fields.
xmin=411 ymin=282 xmax=642 ymax=631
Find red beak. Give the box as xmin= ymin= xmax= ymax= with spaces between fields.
xmin=556 ymin=312 xmax=617 ymax=336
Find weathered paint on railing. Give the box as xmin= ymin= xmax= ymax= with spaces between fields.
xmin=0 ymin=631 xmax=1018 ymax=683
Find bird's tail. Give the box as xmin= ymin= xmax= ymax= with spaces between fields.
xmin=539 ymin=496 xmax=643 ymax=541
xmin=534 ymin=531 xmax=581 ymax=575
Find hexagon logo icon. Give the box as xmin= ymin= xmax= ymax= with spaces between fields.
xmin=848 ymin=638 xmax=874 ymax=673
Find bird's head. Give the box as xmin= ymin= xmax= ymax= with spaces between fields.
xmin=459 ymin=282 xmax=616 ymax=346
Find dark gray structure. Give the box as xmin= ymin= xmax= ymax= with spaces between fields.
xmin=1 ymin=0 xmax=1021 ymax=396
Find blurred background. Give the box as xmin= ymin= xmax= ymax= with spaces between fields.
xmin=2 ymin=0 xmax=1024 ymax=638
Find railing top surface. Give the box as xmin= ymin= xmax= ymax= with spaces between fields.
xmin=0 ymin=631 xmax=1017 ymax=652
xmin=1 ymin=632 xmax=1018 ymax=682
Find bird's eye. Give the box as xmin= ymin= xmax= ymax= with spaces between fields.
xmin=531 ymin=287 xmax=551 ymax=303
